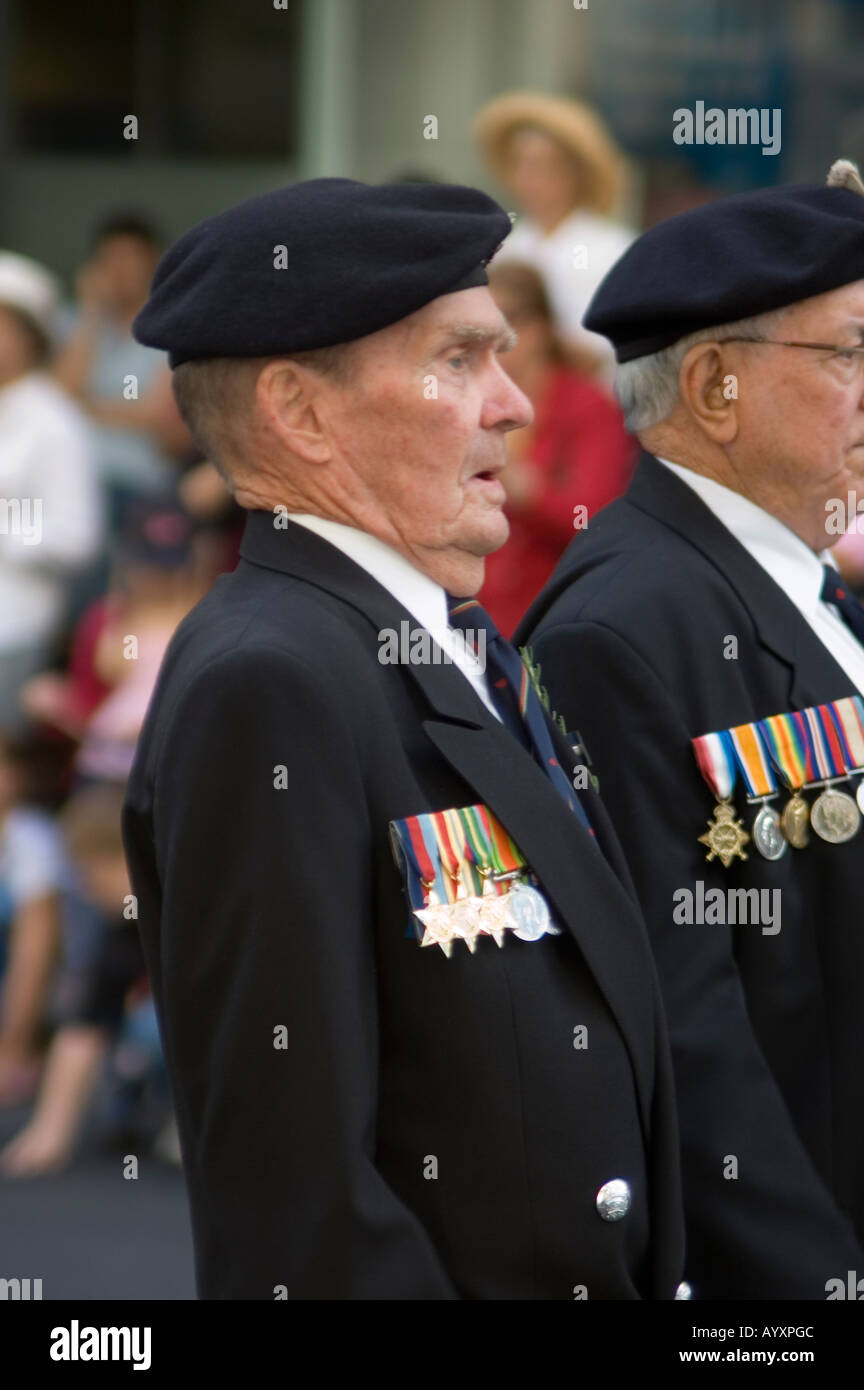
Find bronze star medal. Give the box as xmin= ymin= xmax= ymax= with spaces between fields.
xmin=698 ymin=800 xmax=750 ymax=868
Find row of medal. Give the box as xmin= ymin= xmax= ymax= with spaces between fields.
xmin=692 ymin=696 xmax=864 ymax=866
xmin=389 ymin=803 xmax=561 ymax=955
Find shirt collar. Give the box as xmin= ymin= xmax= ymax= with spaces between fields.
xmin=655 ymin=456 xmax=837 ymax=612
xmin=283 ymin=513 xmax=450 ymax=634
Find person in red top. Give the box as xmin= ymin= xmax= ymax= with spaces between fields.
xmin=481 ymin=261 xmax=636 ymax=635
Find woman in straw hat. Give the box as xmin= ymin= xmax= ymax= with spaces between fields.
xmin=474 ymin=91 xmax=636 ymax=380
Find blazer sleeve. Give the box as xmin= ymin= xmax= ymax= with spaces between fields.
xmin=125 ymin=645 xmax=458 ymax=1300
xmin=530 ymin=618 xmax=864 ymax=1299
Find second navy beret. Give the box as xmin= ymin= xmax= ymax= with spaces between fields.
xmin=585 ymin=169 xmax=864 ymax=363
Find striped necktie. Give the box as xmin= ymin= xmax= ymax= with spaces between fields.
xmin=448 ymin=595 xmax=597 ymax=840
xmin=821 ymin=565 xmax=864 ymax=646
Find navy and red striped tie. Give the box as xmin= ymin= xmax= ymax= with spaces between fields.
xmin=821 ymin=565 xmax=864 ymax=645
xmin=448 ymin=596 xmax=597 ymax=841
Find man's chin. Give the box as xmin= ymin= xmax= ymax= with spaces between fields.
xmin=469 ymin=513 xmax=510 ymax=557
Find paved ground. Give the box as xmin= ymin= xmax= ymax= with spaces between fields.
xmin=0 ymin=1104 xmax=196 ymax=1300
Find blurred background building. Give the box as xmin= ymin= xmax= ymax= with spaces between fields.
xmin=3 ymin=0 xmax=864 ymax=275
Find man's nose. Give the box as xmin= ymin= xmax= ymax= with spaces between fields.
xmin=483 ymin=361 xmax=534 ymax=431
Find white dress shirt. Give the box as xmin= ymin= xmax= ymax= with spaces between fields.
xmin=657 ymin=457 xmax=864 ymax=695
xmin=284 ymin=513 xmax=502 ymax=721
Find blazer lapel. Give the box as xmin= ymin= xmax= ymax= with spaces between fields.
xmin=240 ymin=510 xmax=504 ymax=726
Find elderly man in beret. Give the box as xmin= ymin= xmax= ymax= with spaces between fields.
xmin=517 ymin=161 xmax=864 ymax=1299
xmin=121 ymin=179 xmax=685 ymax=1300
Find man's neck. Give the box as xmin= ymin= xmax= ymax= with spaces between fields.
xmin=655 ymin=451 xmax=823 ymax=555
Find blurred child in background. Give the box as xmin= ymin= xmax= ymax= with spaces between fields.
xmin=22 ymin=500 xmax=206 ymax=783
xmin=0 ymin=781 xmax=173 ymax=1177
xmin=0 ymin=733 xmax=68 ymax=1105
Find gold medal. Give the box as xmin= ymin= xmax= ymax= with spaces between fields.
xmin=781 ymin=792 xmax=810 ymax=848
xmin=698 ymin=800 xmax=750 ymax=868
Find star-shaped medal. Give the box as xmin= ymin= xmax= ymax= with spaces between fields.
xmin=698 ymin=801 xmax=749 ymax=868
xmin=450 ymin=891 xmax=485 ymax=953
xmin=475 ymin=877 xmax=509 ymax=947
xmin=415 ymin=892 xmax=457 ymax=957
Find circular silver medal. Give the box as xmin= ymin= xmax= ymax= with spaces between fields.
xmin=752 ymin=803 xmax=787 ymax=860
xmin=505 ymin=882 xmax=561 ymax=940
xmin=856 ymin=780 xmax=864 ymax=816
xmin=810 ymin=787 xmax=861 ymax=844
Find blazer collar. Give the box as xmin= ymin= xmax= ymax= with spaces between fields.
xmin=626 ymin=454 xmax=860 ymax=706
xmin=628 ymin=454 xmax=805 ymax=669
xmin=239 ymin=509 xmax=490 ymax=728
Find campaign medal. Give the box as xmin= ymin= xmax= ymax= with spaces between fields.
xmin=758 ymin=711 xmax=812 ymax=849
xmin=803 ymin=705 xmax=861 ymax=845
xmin=477 ymin=804 xmax=561 ymax=941
xmin=457 ymin=806 xmax=509 ymax=946
xmin=831 ymin=696 xmax=864 ymax=821
xmin=810 ymin=788 xmax=860 ymax=844
xmin=404 ymin=814 xmax=462 ymax=956
xmin=728 ymin=722 xmax=787 ymax=861
xmin=505 ymin=881 xmax=555 ymax=940
xmin=414 ymin=890 xmax=457 ymax=957
xmin=693 ymin=730 xmax=749 ymax=867
xmin=751 ymin=804 xmax=786 ymax=859
xmin=433 ymin=808 xmax=490 ymax=953
xmin=697 ymin=802 xmax=750 ymax=867
xmin=780 ymin=794 xmax=811 ymax=848
xmin=751 ymin=803 xmax=787 ymax=858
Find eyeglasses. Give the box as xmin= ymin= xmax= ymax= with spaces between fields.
xmin=723 ymin=336 xmax=864 ymax=372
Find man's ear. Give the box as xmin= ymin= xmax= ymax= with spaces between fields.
xmin=679 ymin=341 xmax=740 ymax=445
xmin=254 ymin=359 xmax=332 ymax=464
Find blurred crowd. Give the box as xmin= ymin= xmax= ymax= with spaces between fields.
xmin=0 ymin=91 xmax=642 ymax=1180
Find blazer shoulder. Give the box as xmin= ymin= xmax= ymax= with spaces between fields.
xmin=130 ymin=567 xmax=378 ymax=776
xmin=519 ymin=502 xmax=759 ymax=679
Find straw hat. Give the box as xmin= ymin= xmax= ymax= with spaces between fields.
xmin=473 ymin=90 xmax=627 ymax=216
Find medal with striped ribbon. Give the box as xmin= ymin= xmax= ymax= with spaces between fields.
xmin=727 ymin=721 xmax=787 ymax=860
xmin=805 ymin=705 xmax=861 ymax=844
xmin=693 ymin=729 xmax=750 ymax=866
xmin=757 ymin=711 xmax=814 ymax=848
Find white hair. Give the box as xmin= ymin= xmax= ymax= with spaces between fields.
xmin=614 ymin=307 xmax=790 ymax=434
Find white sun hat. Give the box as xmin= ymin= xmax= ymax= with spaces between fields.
xmin=0 ymin=251 xmax=61 ymax=341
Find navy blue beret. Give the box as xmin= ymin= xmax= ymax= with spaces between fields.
xmin=132 ymin=178 xmax=512 ymax=366
xmin=584 ymin=179 xmax=864 ymax=363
